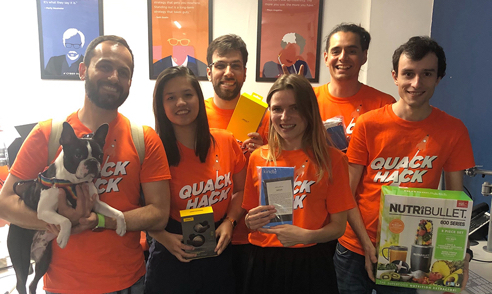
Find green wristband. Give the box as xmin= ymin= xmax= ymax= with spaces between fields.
xmin=92 ymin=213 xmax=106 ymax=232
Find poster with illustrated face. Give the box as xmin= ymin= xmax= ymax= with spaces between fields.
xmin=256 ymin=0 xmax=323 ymax=83
xmin=148 ymin=0 xmax=212 ymax=80
xmin=37 ymin=0 xmax=103 ymax=80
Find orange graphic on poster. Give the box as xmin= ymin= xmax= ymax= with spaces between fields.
xmin=150 ymin=0 xmax=210 ymax=79
xmin=258 ymin=0 xmax=321 ymax=81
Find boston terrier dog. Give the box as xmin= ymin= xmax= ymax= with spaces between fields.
xmin=7 ymin=122 xmax=127 ymax=294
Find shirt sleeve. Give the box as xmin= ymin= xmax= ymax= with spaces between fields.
xmin=346 ymin=113 xmax=369 ymax=166
xmin=443 ymin=123 xmax=475 ymax=172
xmin=229 ymin=133 xmax=246 ymax=174
xmin=258 ymin=111 xmax=270 ymax=144
xmin=326 ymin=151 xmax=356 ymax=214
xmin=242 ymin=151 xmax=261 ymax=211
xmin=141 ymin=126 xmax=171 ymax=183
xmin=10 ymin=120 xmax=52 ymax=180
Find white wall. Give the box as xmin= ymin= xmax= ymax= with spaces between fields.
xmin=0 ymin=0 xmax=433 ymax=130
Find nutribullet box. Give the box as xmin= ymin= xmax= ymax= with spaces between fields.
xmin=180 ymin=206 xmax=217 ymax=259
xmin=375 ymin=186 xmax=472 ymax=293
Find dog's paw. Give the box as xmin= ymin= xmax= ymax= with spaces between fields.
xmin=57 ymin=232 xmax=70 ymax=249
xmin=115 ymin=215 xmax=127 ymax=236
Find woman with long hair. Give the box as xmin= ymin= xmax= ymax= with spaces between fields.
xmin=242 ymin=74 xmax=356 ymax=294
xmin=145 ymin=66 xmax=246 ymax=294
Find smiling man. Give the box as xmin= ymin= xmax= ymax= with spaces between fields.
xmin=314 ymin=23 xmax=395 ymax=143
xmin=334 ymin=36 xmax=475 ymax=294
xmin=204 ymin=34 xmax=269 ymax=293
xmin=0 ymin=35 xmax=171 ymax=294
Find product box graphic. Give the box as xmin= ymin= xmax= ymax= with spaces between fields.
xmin=226 ymin=92 xmax=268 ymax=143
xmin=180 ymin=206 xmax=217 ymax=259
xmin=376 ymin=186 xmax=472 ymax=293
xmin=259 ymin=167 xmax=295 ymax=228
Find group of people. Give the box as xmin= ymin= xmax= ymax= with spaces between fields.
xmin=0 ymin=22 xmax=475 ymax=294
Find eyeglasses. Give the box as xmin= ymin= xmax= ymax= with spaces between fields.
xmin=65 ymin=43 xmax=82 ymax=49
xmin=167 ymin=38 xmax=190 ymax=46
xmin=208 ymin=61 xmax=244 ymax=72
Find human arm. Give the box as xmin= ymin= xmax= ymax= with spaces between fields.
xmin=149 ymin=230 xmax=196 ymax=262
xmin=281 ymin=64 xmax=304 ymax=76
xmin=259 ymin=210 xmax=347 ymax=247
xmin=347 ymin=163 xmax=378 ymax=281
xmin=244 ymin=205 xmax=277 ymax=230
xmin=89 ymin=180 xmax=170 ymax=232
xmin=0 ymin=174 xmax=94 ymax=231
xmin=0 ymin=174 xmax=47 ymax=230
xmin=215 ymin=167 xmax=247 ymax=255
xmin=242 ymin=132 xmax=265 ymax=153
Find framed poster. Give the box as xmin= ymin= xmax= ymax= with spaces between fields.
xmin=256 ymin=0 xmax=323 ymax=83
xmin=37 ymin=0 xmax=103 ymax=80
xmin=148 ymin=0 xmax=212 ymax=80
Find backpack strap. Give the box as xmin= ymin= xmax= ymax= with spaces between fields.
xmin=48 ymin=119 xmax=64 ymax=166
xmin=130 ymin=122 xmax=145 ymax=165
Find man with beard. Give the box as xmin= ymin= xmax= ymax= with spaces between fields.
xmin=0 ymin=35 xmax=171 ymax=294
xmin=204 ymin=34 xmax=269 ymax=293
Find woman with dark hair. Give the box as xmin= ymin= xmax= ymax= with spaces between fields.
xmin=145 ymin=66 xmax=246 ymax=294
xmin=242 ymin=74 xmax=356 ymax=294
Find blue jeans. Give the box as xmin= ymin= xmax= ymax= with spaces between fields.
xmin=46 ymin=275 xmax=144 ymax=294
xmin=333 ymin=243 xmax=416 ymax=294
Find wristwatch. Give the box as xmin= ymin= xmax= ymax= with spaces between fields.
xmin=92 ymin=213 xmax=106 ymax=232
xmin=225 ymin=216 xmax=237 ymax=229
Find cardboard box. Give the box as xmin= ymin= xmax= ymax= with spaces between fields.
xmin=226 ymin=93 xmax=268 ymax=143
xmin=259 ymin=167 xmax=294 ymax=228
xmin=375 ymin=186 xmax=472 ymax=293
xmin=180 ymin=207 xmax=217 ymax=259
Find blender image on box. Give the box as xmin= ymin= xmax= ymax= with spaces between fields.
xmin=411 ymin=220 xmax=433 ymax=273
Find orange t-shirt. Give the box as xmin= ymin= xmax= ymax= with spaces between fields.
xmin=314 ymin=83 xmax=395 ymax=141
xmin=169 ymin=128 xmax=246 ymax=222
xmin=10 ymin=112 xmax=171 ymax=294
xmin=342 ymin=105 xmax=475 ymax=256
xmin=205 ymin=97 xmax=270 ymax=244
xmin=242 ymin=147 xmax=356 ymax=248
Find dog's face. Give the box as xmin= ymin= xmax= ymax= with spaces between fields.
xmin=56 ymin=122 xmax=108 ymax=182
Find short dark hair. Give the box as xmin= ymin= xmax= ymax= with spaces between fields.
xmin=325 ymin=23 xmax=371 ymax=52
xmin=206 ymin=34 xmax=248 ymax=66
xmin=392 ymin=36 xmax=446 ymax=79
xmin=153 ymin=66 xmax=213 ymax=166
xmin=83 ymin=35 xmax=135 ymax=77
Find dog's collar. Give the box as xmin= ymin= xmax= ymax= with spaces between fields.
xmin=37 ymin=173 xmax=82 ymax=200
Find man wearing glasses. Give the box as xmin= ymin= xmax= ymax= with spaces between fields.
xmin=205 ymin=34 xmax=269 ymax=293
xmin=45 ymin=28 xmax=86 ymax=77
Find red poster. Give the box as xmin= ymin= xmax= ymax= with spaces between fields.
xmin=256 ymin=0 xmax=323 ymax=82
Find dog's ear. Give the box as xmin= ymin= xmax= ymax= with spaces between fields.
xmin=59 ymin=122 xmax=78 ymax=146
xmin=93 ymin=124 xmax=109 ymax=149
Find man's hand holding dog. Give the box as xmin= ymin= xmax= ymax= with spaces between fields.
xmin=47 ymin=183 xmax=96 ymax=234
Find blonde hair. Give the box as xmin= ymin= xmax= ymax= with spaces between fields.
xmin=265 ymin=74 xmax=332 ymax=181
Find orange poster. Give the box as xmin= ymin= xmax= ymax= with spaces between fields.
xmin=256 ymin=0 xmax=322 ymax=83
xmin=148 ymin=0 xmax=212 ymax=80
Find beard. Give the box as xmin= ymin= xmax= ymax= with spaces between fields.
xmin=212 ymin=78 xmax=242 ymax=101
xmin=85 ymin=74 xmax=129 ymax=110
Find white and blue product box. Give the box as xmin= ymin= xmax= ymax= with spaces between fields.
xmin=259 ymin=167 xmax=295 ymax=228
xmin=180 ymin=206 xmax=217 ymax=259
